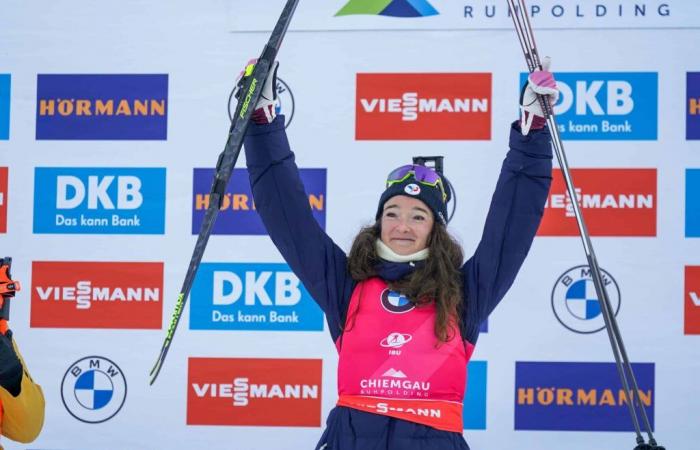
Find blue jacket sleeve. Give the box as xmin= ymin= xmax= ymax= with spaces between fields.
xmin=461 ymin=121 xmax=553 ymax=343
xmin=244 ymin=116 xmax=355 ymax=341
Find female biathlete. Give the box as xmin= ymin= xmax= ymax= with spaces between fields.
xmin=240 ymin=59 xmax=558 ymax=450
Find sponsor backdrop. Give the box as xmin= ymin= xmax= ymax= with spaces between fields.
xmin=0 ymin=1 xmax=697 ymax=449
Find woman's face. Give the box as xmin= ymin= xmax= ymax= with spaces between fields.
xmin=380 ymin=195 xmax=434 ymax=255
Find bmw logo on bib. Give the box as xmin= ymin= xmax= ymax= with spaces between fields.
xmin=551 ymin=266 xmax=621 ymax=334
xmin=61 ymin=356 xmax=127 ymax=423
xmin=381 ymin=289 xmax=415 ymax=314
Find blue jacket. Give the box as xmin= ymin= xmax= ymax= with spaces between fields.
xmin=244 ymin=116 xmax=552 ymax=450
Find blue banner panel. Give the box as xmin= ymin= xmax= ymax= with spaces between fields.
xmin=0 ymin=74 xmax=9 ymax=140
xmin=190 ymin=262 xmax=324 ymax=331
xmin=192 ymin=168 xmax=326 ymax=235
xmin=520 ymin=72 xmax=657 ymax=140
xmin=36 ymin=74 xmax=168 ymax=140
xmin=463 ymin=360 xmax=487 ymax=430
xmin=33 ymin=167 xmax=166 ymax=234
xmin=687 ymin=169 xmax=700 ymax=237
xmin=515 ymin=361 xmax=654 ymax=431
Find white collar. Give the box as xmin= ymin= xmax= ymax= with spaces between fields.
xmin=375 ymin=239 xmax=429 ymax=263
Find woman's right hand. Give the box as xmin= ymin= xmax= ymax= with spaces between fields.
xmin=233 ymin=59 xmax=280 ymax=124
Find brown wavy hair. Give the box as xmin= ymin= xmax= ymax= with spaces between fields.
xmin=347 ymin=221 xmax=465 ymax=342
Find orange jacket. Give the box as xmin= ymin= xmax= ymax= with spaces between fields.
xmin=0 ymin=333 xmax=45 ymax=448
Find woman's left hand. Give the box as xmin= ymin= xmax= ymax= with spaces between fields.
xmin=520 ymin=56 xmax=559 ymax=134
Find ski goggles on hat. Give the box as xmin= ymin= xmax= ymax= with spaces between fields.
xmin=386 ymin=164 xmax=447 ymax=203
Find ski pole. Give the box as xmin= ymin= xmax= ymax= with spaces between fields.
xmin=506 ymin=1 xmax=664 ymax=448
xmin=149 ymin=0 xmax=300 ymax=385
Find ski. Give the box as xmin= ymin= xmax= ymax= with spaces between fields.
xmin=506 ymin=1 xmax=664 ymax=449
xmin=149 ymin=0 xmax=301 ymax=385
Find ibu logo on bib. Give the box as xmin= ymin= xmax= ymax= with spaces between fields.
xmin=190 ymin=263 xmax=323 ymax=331
xmin=519 ymin=72 xmax=657 ymax=140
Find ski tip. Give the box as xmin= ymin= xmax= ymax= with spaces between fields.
xmin=149 ymin=359 xmax=161 ymax=378
xmin=149 ymin=366 xmax=161 ymax=385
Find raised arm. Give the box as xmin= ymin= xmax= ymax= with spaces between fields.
xmin=244 ymin=116 xmax=355 ymax=340
xmin=461 ymin=121 xmax=553 ymax=340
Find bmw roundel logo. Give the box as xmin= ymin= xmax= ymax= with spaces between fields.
xmin=381 ymin=289 xmax=415 ymax=313
xmin=61 ymin=356 xmax=127 ymax=424
xmin=551 ymin=266 xmax=621 ymax=334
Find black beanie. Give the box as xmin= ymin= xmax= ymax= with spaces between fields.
xmin=375 ymin=176 xmax=448 ymax=225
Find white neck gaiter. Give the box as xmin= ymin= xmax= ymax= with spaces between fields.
xmin=375 ymin=239 xmax=429 ymax=263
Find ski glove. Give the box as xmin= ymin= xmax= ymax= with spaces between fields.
xmin=0 ymin=329 xmax=23 ymax=397
xmin=520 ymin=56 xmax=559 ymax=135
xmin=234 ymin=59 xmax=279 ymax=124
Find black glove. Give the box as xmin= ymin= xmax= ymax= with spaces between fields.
xmin=0 ymin=330 xmax=23 ymax=396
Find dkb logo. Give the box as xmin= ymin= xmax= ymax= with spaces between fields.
xmin=33 ymin=167 xmax=166 ymax=234
xmin=519 ymin=72 xmax=657 ymax=140
xmin=189 ymin=263 xmax=323 ymax=331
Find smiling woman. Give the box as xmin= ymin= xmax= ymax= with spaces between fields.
xmin=380 ymin=196 xmax=434 ymax=255
xmin=241 ymin=59 xmax=557 ymax=450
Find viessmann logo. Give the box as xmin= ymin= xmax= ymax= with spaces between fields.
xmin=192 ymin=168 xmax=326 ymax=235
xmin=187 ymin=357 xmax=322 ymax=426
xmin=515 ymin=361 xmax=655 ymax=431
xmin=539 ymin=169 xmax=656 ymax=236
xmin=356 ymin=73 xmax=491 ymax=140
xmin=33 ymin=167 xmax=166 ymax=234
xmin=36 ymin=74 xmax=168 ymax=140
xmin=189 ymin=263 xmax=323 ymax=331
xmin=685 ymin=266 xmax=700 ymax=335
xmin=31 ymin=261 xmax=163 ymax=329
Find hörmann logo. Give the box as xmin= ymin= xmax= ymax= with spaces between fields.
xmin=36 ymin=74 xmax=168 ymax=140
xmin=33 ymin=167 xmax=166 ymax=234
xmin=31 ymin=261 xmax=163 ymax=329
xmin=189 ymin=263 xmax=323 ymax=331
xmin=0 ymin=74 xmax=10 ymax=140
xmin=520 ymin=72 xmax=657 ymax=140
xmin=192 ymin=168 xmax=326 ymax=235
xmin=187 ymin=357 xmax=322 ymax=426
xmin=688 ymin=73 xmax=700 ymax=140
xmin=515 ymin=361 xmax=654 ymax=431
xmin=539 ymin=169 xmax=656 ymax=236
xmin=688 ymin=169 xmax=700 ymax=237
xmin=552 ymin=266 xmax=621 ymax=334
xmin=0 ymin=167 xmax=7 ymax=233
xmin=356 ymin=73 xmax=491 ymax=140
xmin=685 ymin=266 xmax=700 ymax=335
